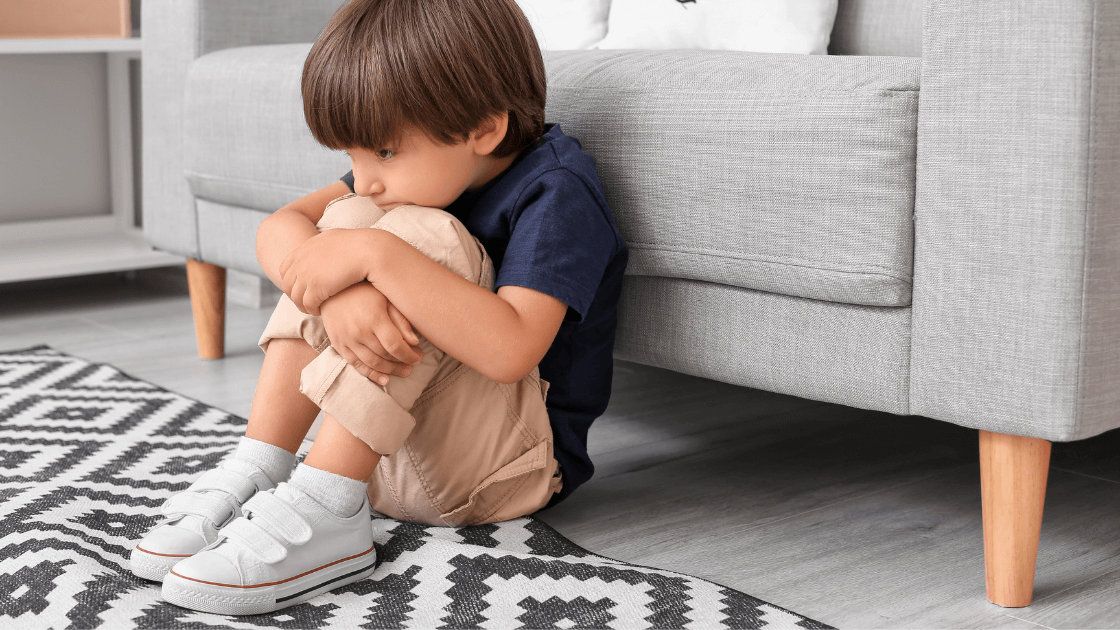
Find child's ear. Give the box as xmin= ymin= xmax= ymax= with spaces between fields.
xmin=472 ymin=112 xmax=509 ymax=156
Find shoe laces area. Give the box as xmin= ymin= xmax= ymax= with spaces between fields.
xmin=216 ymin=491 xmax=313 ymax=564
xmin=159 ymin=461 xmax=271 ymax=528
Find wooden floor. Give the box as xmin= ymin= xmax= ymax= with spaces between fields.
xmin=2 ymin=267 xmax=1119 ymax=629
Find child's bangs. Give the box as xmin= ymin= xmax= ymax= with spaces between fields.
xmin=302 ymin=0 xmax=546 ymax=156
xmin=302 ymin=38 xmax=406 ymax=152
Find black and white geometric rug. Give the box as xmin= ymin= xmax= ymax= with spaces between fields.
xmin=0 ymin=346 xmax=833 ymax=629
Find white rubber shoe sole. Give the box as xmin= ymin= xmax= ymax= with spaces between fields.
xmin=130 ymin=545 xmax=192 ymax=582
xmin=161 ymin=544 xmax=377 ymax=615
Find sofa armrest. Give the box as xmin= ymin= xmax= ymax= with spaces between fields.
xmin=911 ymin=0 xmax=1120 ymax=440
xmin=142 ymin=0 xmax=345 ymax=258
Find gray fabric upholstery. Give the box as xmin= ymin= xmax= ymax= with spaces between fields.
xmin=184 ymin=44 xmax=349 ymax=213
xmin=144 ymin=0 xmax=1120 ymax=443
xmin=186 ymin=46 xmax=922 ymax=307
xmin=829 ymin=0 xmax=923 ymax=57
xmin=616 ymin=276 xmax=911 ymax=415
xmin=911 ymin=0 xmax=1120 ymax=441
xmin=546 ymin=50 xmax=919 ymax=307
xmin=196 ymin=200 xmax=272 ymax=276
xmin=142 ymin=0 xmax=345 ymax=258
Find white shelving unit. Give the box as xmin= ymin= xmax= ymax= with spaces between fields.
xmin=0 ymin=37 xmax=182 ymax=284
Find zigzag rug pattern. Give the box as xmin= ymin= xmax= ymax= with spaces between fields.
xmin=0 ymin=346 xmax=833 ymax=629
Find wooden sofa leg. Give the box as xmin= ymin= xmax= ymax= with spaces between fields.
xmin=979 ymin=430 xmax=1051 ymax=607
xmin=186 ymin=259 xmax=226 ymax=359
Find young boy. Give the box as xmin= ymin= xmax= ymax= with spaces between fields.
xmin=129 ymin=0 xmax=627 ymax=615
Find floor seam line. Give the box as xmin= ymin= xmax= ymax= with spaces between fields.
xmin=718 ymin=462 xmax=977 ymax=536
xmin=1027 ymin=566 xmax=1120 ymax=609
xmin=1002 ymin=612 xmax=1056 ymax=629
xmin=1049 ymin=465 xmax=1120 ymax=486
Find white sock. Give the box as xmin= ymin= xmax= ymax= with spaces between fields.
xmin=287 ymin=463 xmax=368 ymax=518
xmin=232 ymin=436 xmax=296 ymax=485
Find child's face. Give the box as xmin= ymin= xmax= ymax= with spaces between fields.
xmin=346 ymin=125 xmax=511 ymax=211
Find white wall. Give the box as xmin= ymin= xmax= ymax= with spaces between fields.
xmin=0 ymin=53 xmax=112 ymax=222
xmin=0 ymin=1 xmax=143 ymax=226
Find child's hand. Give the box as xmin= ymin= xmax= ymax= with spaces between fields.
xmin=319 ymin=282 xmax=423 ymax=385
xmin=279 ymin=230 xmax=371 ymax=315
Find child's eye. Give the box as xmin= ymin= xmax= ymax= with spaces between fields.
xmin=377 ymin=149 xmax=395 ymax=160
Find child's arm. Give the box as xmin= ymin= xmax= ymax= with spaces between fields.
xmin=256 ymin=182 xmax=351 ymax=288
xmin=319 ymin=283 xmax=423 ymax=385
xmin=280 ymin=228 xmax=567 ymax=385
xmin=258 ymin=183 xmax=422 ymax=376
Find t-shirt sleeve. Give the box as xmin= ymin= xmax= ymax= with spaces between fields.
xmin=340 ymin=171 xmax=355 ymax=193
xmin=496 ymin=170 xmax=617 ymax=323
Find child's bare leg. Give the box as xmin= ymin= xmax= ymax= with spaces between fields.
xmin=303 ymin=414 xmax=382 ymax=481
xmin=130 ymin=340 xmax=318 ymax=581
xmin=245 ymin=338 xmax=322 ymax=453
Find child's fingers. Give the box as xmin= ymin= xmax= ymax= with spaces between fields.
xmin=303 ymin=287 xmax=325 ymax=316
xmin=386 ymin=303 xmax=419 ymax=346
xmin=278 ymin=253 xmax=292 ymax=278
xmin=342 ymin=330 xmax=414 ymax=376
xmin=336 ymin=344 xmax=394 ymax=386
xmin=360 ymin=343 xmax=415 ymax=379
xmin=372 ymin=317 xmax=422 ymax=365
xmin=289 ymin=282 xmax=308 ymax=313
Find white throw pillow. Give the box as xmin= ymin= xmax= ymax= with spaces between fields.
xmin=597 ymin=0 xmax=838 ymax=55
xmin=515 ymin=0 xmax=611 ymax=50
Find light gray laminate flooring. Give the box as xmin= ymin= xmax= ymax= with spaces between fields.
xmin=2 ymin=267 xmax=1119 ymax=629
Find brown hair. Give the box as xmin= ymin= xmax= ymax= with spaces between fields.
xmin=302 ymin=0 xmax=546 ymax=158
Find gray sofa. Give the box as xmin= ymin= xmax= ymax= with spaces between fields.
xmin=142 ymin=0 xmax=1120 ymax=608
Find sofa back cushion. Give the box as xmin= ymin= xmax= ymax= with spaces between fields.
xmin=184 ymin=44 xmax=920 ymax=307
xmin=545 ymin=49 xmax=920 ymax=307
xmin=184 ymin=45 xmax=349 ymax=214
xmin=829 ymin=0 xmax=922 ymax=57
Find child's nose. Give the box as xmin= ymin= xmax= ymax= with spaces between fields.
xmin=354 ymin=177 xmax=385 ymax=197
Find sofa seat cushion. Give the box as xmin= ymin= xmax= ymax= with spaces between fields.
xmin=546 ymin=50 xmax=920 ymax=307
xmin=184 ymin=43 xmax=349 ymax=213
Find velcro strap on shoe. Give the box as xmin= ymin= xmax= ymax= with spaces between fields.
xmin=188 ymin=468 xmax=259 ymax=503
xmin=160 ymin=491 xmax=235 ymax=525
xmin=241 ymin=491 xmax=313 ymax=545
xmin=220 ymin=517 xmax=287 ymax=564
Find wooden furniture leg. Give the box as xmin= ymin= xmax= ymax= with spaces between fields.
xmin=979 ymin=430 xmax=1051 ymax=607
xmin=186 ymin=259 xmax=226 ymax=359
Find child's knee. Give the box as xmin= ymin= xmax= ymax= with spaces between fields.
xmin=311 ymin=194 xmax=492 ymax=289
xmin=315 ymin=193 xmax=386 ymax=231
xmin=371 ymin=206 xmax=493 ymax=288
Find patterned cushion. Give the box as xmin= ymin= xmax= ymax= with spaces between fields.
xmin=597 ymin=0 xmax=838 ymax=55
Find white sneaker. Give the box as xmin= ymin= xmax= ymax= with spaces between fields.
xmin=161 ymin=482 xmax=376 ymax=615
xmin=131 ymin=460 xmax=275 ymax=582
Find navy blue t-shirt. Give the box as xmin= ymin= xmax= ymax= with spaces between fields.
xmin=341 ymin=124 xmax=628 ymax=507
